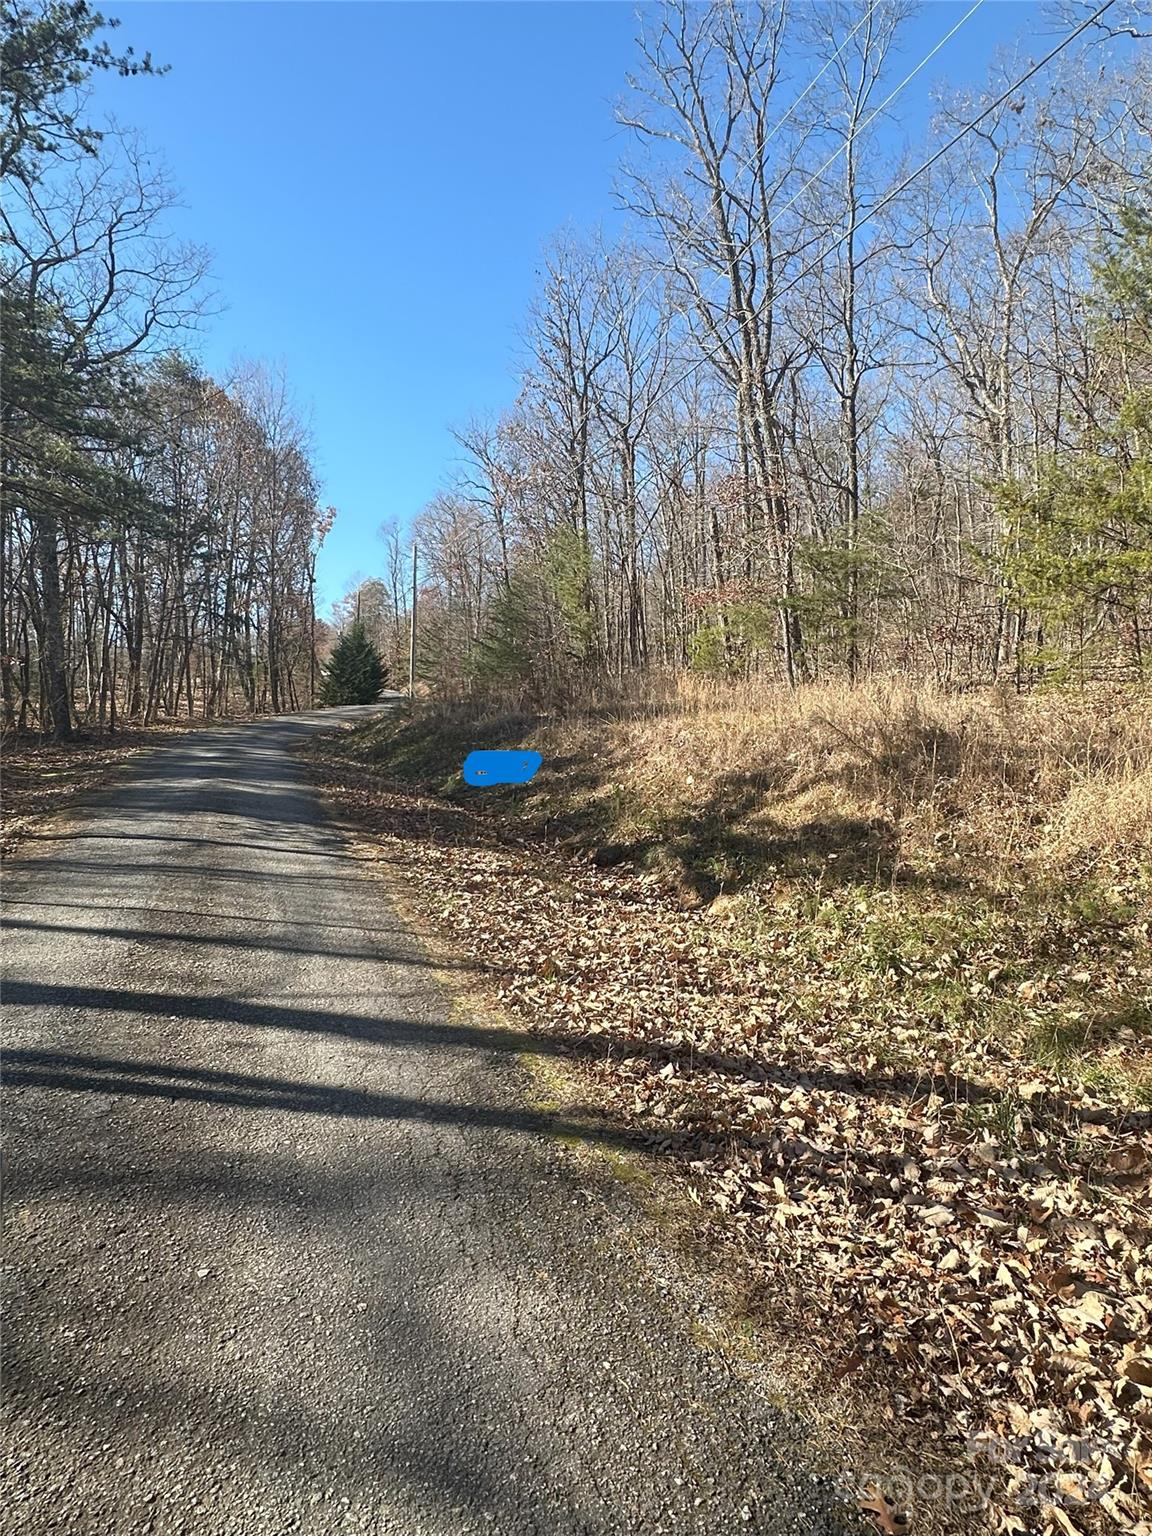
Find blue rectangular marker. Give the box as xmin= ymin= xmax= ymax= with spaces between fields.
xmin=463 ymin=750 xmax=543 ymax=787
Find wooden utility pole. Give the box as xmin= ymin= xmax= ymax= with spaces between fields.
xmin=307 ymin=554 xmax=317 ymax=705
xmin=408 ymin=543 xmax=418 ymax=698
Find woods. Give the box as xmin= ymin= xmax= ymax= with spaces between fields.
xmin=345 ymin=0 xmax=1151 ymax=702
xmin=1 ymin=1 xmax=328 ymax=738
xmin=6 ymin=1 xmax=1149 ymax=738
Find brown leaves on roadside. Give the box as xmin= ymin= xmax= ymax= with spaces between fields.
xmin=1 ymin=725 xmax=198 ymax=857
xmin=309 ymin=754 xmax=1152 ymax=1536
xmin=858 ymin=1487 xmax=911 ymax=1534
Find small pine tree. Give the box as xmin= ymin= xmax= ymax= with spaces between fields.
xmin=544 ymin=526 xmax=597 ymax=669
xmin=792 ymin=515 xmax=909 ymax=679
xmin=688 ymin=599 xmax=777 ymax=677
xmin=995 ymin=206 xmax=1152 ymax=680
xmin=322 ymin=622 xmax=388 ymax=705
xmin=471 ymin=567 xmax=547 ymax=697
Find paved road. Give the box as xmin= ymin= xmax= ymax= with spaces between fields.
xmin=2 ymin=711 xmax=856 ymax=1536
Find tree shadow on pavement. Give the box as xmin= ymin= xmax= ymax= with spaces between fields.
xmin=2 ymin=1046 xmax=637 ymax=1150
xmin=6 ymin=985 xmax=1145 ymax=1137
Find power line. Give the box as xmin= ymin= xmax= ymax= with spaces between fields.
xmin=744 ymin=0 xmax=985 ymax=255
xmin=537 ymin=4 xmax=883 ymax=450
xmin=620 ymin=0 xmax=884 ymax=298
xmin=540 ymin=0 xmax=986 ymax=507
xmin=771 ymin=0 xmax=1121 ymax=311
xmin=623 ymin=0 xmax=1121 ymax=508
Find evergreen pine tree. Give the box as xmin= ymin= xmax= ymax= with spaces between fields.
xmin=544 ymin=526 xmax=597 ymax=670
xmin=471 ymin=567 xmax=546 ymax=696
xmin=996 ymin=207 xmax=1152 ymax=679
xmin=792 ymin=515 xmax=910 ymax=678
xmin=321 ymin=622 xmax=387 ymax=705
xmin=1 ymin=0 xmax=168 ymax=186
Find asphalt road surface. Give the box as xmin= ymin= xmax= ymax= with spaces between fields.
xmin=2 ymin=710 xmax=857 ymax=1536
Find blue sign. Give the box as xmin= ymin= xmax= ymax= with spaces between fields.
xmin=463 ymin=749 xmax=542 ymax=787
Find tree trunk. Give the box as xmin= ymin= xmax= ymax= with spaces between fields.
xmin=31 ymin=509 xmax=73 ymax=740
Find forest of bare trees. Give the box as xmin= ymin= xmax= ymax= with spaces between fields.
xmin=344 ymin=0 xmax=1150 ymax=702
xmin=1 ymin=0 xmax=329 ymax=738
xmin=5 ymin=1 xmax=1150 ymax=740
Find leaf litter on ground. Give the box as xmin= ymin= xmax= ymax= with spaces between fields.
xmin=307 ymin=748 xmax=1151 ymax=1536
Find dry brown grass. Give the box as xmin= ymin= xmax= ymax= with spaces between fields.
xmin=337 ymin=678 xmax=1152 ymax=1103
xmin=521 ymin=676 xmax=1152 ymax=877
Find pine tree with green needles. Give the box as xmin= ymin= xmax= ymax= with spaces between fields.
xmin=471 ymin=567 xmax=547 ymax=696
xmin=544 ymin=526 xmax=597 ymax=670
xmin=321 ymin=622 xmax=387 ymax=706
xmin=791 ymin=515 xmax=910 ymax=680
xmin=1 ymin=0 xmax=168 ymax=186
xmin=689 ymin=600 xmax=776 ymax=678
xmin=996 ymin=207 xmax=1152 ymax=681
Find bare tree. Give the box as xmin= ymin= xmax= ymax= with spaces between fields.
xmin=619 ymin=0 xmax=814 ymax=683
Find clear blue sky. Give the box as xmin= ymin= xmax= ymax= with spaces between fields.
xmin=91 ymin=1 xmax=1051 ymax=612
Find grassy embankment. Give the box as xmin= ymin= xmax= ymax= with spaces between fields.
xmin=327 ymin=679 xmax=1150 ymax=1102
xmin=310 ymin=679 xmax=1152 ymax=1536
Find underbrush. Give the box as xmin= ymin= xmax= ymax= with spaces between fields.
xmin=341 ymin=677 xmax=1152 ymax=869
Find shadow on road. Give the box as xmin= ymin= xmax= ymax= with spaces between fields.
xmin=6 ymin=979 xmax=1146 ymax=1138
xmin=3 ymin=1046 xmax=635 ymax=1149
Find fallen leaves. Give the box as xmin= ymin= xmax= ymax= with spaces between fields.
xmin=859 ymin=1486 xmax=911 ymax=1534
xmin=308 ymin=748 xmax=1152 ymax=1536
xmin=1 ymin=724 xmax=201 ymax=857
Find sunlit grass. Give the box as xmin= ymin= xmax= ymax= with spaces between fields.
xmin=325 ymin=677 xmax=1152 ymax=1107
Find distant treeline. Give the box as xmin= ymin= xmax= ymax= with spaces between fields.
xmin=1 ymin=2 xmax=328 ymax=737
xmin=349 ymin=1 xmax=1151 ymax=701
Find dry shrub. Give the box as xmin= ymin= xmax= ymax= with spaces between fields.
xmin=528 ymin=678 xmax=1152 ymax=876
xmin=1050 ymin=763 xmax=1152 ymax=859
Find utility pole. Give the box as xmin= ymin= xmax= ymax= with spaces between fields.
xmin=308 ymin=554 xmax=317 ymax=705
xmin=408 ymin=542 xmax=418 ymax=699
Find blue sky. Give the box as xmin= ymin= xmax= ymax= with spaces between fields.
xmin=91 ymin=1 xmax=1051 ymax=612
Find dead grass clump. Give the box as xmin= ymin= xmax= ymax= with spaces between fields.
xmin=335 ymin=676 xmax=1152 ymax=1101
xmin=514 ymin=679 xmax=1152 ymax=881
xmin=1049 ymin=763 xmax=1152 ymax=861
